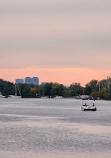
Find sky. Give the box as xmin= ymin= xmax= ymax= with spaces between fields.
xmin=0 ymin=0 xmax=111 ymax=86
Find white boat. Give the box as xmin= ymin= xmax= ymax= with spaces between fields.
xmin=81 ymin=99 xmax=97 ymax=111
xmin=81 ymin=104 xmax=97 ymax=111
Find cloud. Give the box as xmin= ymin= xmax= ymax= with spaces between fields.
xmin=0 ymin=0 xmax=111 ymax=13
xmin=0 ymin=0 xmax=111 ymax=71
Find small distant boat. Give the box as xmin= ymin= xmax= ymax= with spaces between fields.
xmin=54 ymin=96 xmax=63 ymax=99
xmin=81 ymin=99 xmax=97 ymax=111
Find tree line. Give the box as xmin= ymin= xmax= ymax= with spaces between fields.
xmin=0 ymin=78 xmax=111 ymax=100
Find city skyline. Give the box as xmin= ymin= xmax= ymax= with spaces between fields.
xmin=16 ymin=76 xmax=39 ymax=85
xmin=1 ymin=68 xmax=111 ymax=86
xmin=0 ymin=0 xmax=111 ymax=86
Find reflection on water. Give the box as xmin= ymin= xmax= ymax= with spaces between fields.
xmin=0 ymin=98 xmax=111 ymax=158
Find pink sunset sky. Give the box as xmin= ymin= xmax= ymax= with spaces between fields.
xmin=0 ymin=0 xmax=111 ymax=86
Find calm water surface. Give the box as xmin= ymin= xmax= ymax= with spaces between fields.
xmin=0 ymin=98 xmax=111 ymax=158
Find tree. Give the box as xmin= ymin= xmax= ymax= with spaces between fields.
xmin=50 ymin=84 xmax=64 ymax=97
xmin=68 ymin=90 xmax=76 ymax=97
xmin=69 ymin=83 xmax=83 ymax=96
xmin=90 ymin=90 xmax=99 ymax=100
xmin=0 ymin=79 xmax=14 ymax=96
xmin=30 ymin=87 xmax=37 ymax=97
xmin=21 ymin=84 xmax=31 ymax=98
xmin=42 ymin=83 xmax=53 ymax=97
xmin=84 ymin=80 xmax=98 ymax=95
xmin=62 ymin=89 xmax=69 ymax=97
xmin=99 ymin=89 xmax=110 ymax=100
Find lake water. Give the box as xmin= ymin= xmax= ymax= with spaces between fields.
xmin=0 ymin=98 xmax=111 ymax=158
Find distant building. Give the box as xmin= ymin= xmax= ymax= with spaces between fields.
xmin=15 ymin=79 xmax=24 ymax=84
xmin=31 ymin=77 xmax=39 ymax=85
xmin=41 ymin=82 xmax=48 ymax=85
xmin=25 ymin=77 xmax=39 ymax=85
xmin=25 ymin=77 xmax=32 ymax=84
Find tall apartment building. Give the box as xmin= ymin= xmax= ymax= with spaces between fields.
xmin=31 ymin=77 xmax=39 ymax=85
xmin=25 ymin=77 xmax=32 ymax=84
xmin=25 ymin=77 xmax=39 ymax=85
